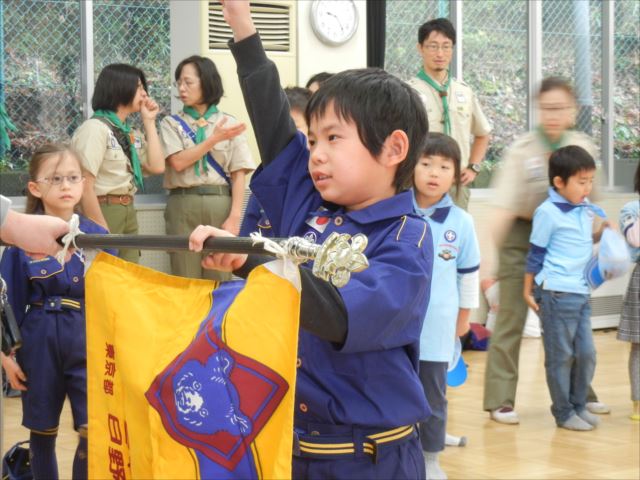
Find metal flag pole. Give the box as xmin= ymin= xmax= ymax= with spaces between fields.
xmin=0 ymin=231 xmax=370 ymax=288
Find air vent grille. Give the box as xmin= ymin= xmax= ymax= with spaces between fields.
xmin=589 ymin=295 xmax=623 ymax=317
xmin=208 ymin=2 xmax=290 ymax=51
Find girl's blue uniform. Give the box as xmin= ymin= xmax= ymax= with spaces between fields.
xmin=0 ymin=215 xmax=110 ymax=432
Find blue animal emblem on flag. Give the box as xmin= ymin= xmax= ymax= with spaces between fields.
xmin=174 ymin=351 xmax=252 ymax=436
xmin=444 ymin=230 xmax=457 ymax=242
xmin=146 ymin=290 xmax=289 ymax=473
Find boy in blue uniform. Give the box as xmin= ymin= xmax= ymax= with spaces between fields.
xmin=190 ymin=1 xmax=434 ymax=478
xmin=412 ymin=133 xmax=480 ymax=479
xmin=523 ymin=145 xmax=609 ymax=431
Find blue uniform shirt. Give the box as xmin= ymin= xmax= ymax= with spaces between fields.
xmin=526 ymin=188 xmax=606 ymax=294
xmin=239 ymin=194 xmax=273 ymax=238
xmin=413 ymin=193 xmax=480 ymax=362
xmin=251 ymin=132 xmax=434 ymax=428
xmin=0 ymin=215 xmax=110 ymax=430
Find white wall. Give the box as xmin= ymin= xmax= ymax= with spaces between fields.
xmin=169 ymin=1 xmax=202 ymax=114
xmin=296 ymin=0 xmax=368 ymax=87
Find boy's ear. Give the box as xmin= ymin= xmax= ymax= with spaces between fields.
xmin=27 ymin=181 xmax=43 ymax=199
xmin=552 ymin=176 xmax=564 ymax=190
xmin=380 ymin=129 xmax=409 ymax=168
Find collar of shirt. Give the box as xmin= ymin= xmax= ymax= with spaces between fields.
xmin=547 ymin=187 xmax=606 ymax=218
xmin=412 ymin=192 xmax=453 ymax=224
xmin=309 ymin=190 xmax=416 ymax=225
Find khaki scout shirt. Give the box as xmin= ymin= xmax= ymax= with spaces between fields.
xmin=407 ymin=76 xmax=492 ymax=167
xmin=491 ymin=130 xmax=598 ymax=220
xmin=71 ymin=118 xmax=149 ymax=196
xmin=160 ymin=111 xmax=254 ymax=189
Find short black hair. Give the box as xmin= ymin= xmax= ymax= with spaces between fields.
xmin=306 ymin=68 xmax=428 ymax=192
xmin=92 ymin=63 xmax=148 ymax=111
xmin=418 ymin=18 xmax=456 ymax=45
xmin=305 ymin=72 xmax=333 ymax=89
xmin=175 ymin=55 xmax=224 ymax=106
xmin=284 ymin=86 xmax=311 ymax=113
xmin=634 ymin=162 xmax=640 ymax=195
xmin=420 ymin=132 xmax=462 ymax=192
xmin=548 ymin=145 xmax=596 ymax=187
xmin=538 ymin=76 xmax=575 ymax=99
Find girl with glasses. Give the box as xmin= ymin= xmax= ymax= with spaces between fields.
xmin=0 ymin=144 xmax=113 ymax=479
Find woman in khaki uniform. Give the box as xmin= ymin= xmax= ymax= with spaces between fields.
xmin=483 ymin=77 xmax=606 ymax=424
xmin=160 ymin=55 xmax=254 ymax=281
xmin=72 ymin=64 xmax=165 ymax=263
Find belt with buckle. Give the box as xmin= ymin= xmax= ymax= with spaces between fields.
xmin=169 ymin=185 xmax=230 ymax=196
xmin=293 ymin=424 xmax=416 ymax=463
xmin=97 ymin=194 xmax=133 ymax=206
xmin=31 ymin=296 xmax=83 ymax=312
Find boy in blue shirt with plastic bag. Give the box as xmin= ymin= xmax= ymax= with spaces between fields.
xmin=523 ymin=145 xmax=612 ymax=431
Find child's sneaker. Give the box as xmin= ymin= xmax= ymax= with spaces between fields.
xmin=586 ymin=401 xmax=610 ymax=414
xmin=424 ymin=452 xmax=447 ymax=480
xmin=490 ymin=406 xmax=519 ymax=424
xmin=577 ymin=409 xmax=600 ymax=427
xmin=445 ymin=433 xmax=467 ymax=447
xmin=559 ymin=414 xmax=593 ymax=431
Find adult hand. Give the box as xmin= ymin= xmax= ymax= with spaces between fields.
xmin=1 ymin=209 xmax=69 ymax=258
xmin=211 ymin=117 xmax=247 ymax=144
xmin=189 ymin=224 xmax=247 ymax=272
xmin=219 ymin=0 xmax=256 ymax=41
xmin=460 ymin=168 xmax=478 ymax=186
xmin=141 ymin=97 xmax=160 ymax=123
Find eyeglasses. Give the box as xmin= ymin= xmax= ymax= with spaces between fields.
xmin=36 ymin=174 xmax=84 ymax=185
xmin=173 ymin=79 xmax=200 ymax=89
xmin=540 ymin=104 xmax=573 ymax=112
xmin=424 ymin=43 xmax=453 ymax=53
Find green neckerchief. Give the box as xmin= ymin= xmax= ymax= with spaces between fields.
xmin=92 ymin=110 xmax=144 ymax=191
xmin=0 ymin=103 xmax=18 ymax=158
xmin=537 ymin=126 xmax=566 ymax=152
xmin=417 ymin=68 xmax=452 ymax=135
xmin=183 ymin=104 xmax=219 ymax=177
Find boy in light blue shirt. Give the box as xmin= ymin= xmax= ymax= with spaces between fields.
xmin=413 ymin=133 xmax=480 ymax=479
xmin=523 ymin=145 xmax=609 ymax=431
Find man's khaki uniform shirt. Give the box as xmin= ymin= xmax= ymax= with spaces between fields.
xmin=491 ymin=130 xmax=599 ymax=220
xmin=407 ymin=76 xmax=492 ymax=167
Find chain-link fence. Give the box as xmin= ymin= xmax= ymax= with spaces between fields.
xmin=1 ymin=0 xmax=170 ymax=172
xmin=542 ymin=0 xmax=602 ymax=149
xmin=462 ymin=1 xmax=528 ymax=171
xmin=614 ymin=0 xmax=640 ymax=184
xmin=385 ymin=0 xmax=639 ymax=189
xmin=385 ymin=0 xmax=449 ymax=82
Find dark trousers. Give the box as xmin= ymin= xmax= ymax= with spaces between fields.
xmin=418 ymin=361 xmax=448 ymax=453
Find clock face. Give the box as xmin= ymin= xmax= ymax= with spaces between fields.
xmin=310 ymin=0 xmax=359 ymax=46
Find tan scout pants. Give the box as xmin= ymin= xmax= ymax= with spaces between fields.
xmin=482 ymin=219 xmax=598 ymax=411
xmin=165 ymin=192 xmax=232 ymax=281
xmin=101 ymin=203 xmax=140 ymax=264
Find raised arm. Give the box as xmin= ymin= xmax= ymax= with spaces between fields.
xmin=221 ymin=0 xmax=297 ymax=165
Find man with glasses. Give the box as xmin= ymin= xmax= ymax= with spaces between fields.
xmin=408 ymin=18 xmax=491 ymax=210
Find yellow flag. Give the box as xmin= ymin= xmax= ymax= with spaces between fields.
xmin=86 ymin=253 xmax=300 ymax=479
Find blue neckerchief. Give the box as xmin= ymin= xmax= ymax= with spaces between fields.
xmin=412 ymin=191 xmax=453 ymax=224
xmin=547 ymin=187 xmax=607 ymax=218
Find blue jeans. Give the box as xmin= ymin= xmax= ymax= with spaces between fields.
xmin=536 ymin=287 xmax=596 ymax=424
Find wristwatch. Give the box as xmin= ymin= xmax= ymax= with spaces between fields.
xmin=467 ymin=163 xmax=481 ymax=174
